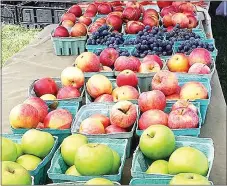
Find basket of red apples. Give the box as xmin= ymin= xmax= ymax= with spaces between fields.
xmin=71 ymin=101 xmax=138 ymax=158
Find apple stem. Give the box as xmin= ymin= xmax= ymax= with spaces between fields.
xmin=180 ymin=109 xmax=184 ymax=115
xmin=147 ymin=133 xmax=154 ymax=138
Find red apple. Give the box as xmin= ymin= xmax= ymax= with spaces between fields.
xmin=123 ymin=7 xmax=141 ymax=22
xmin=138 ymin=61 xmax=161 ymax=73
xmin=90 ymin=114 xmax=110 ymax=128
xmin=61 ymin=13 xmax=76 ymax=23
xmin=68 ymin=5 xmax=82 ymax=17
xmin=95 ymin=17 xmax=106 ymax=24
xmin=116 ymin=70 xmax=138 ymax=87
xmin=112 ymin=85 xmax=139 ymax=101
xmin=34 ymin=77 xmax=58 ymax=97
xmin=105 ymin=125 xmax=127 ymax=133
xmin=108 ymin=11 xmax=123 ymax=19
xmin=100 ymin=48 xmax=119 ymax=67
xmin=78 ymin=16 xmax=92 ymax=26
xmin=166 ymin=93 xmax=180 ymax=100
xmin=88 ymin=22 xmax=103 ymax=33
xmin=138 ymin=90 xmax=166 ymax=112
xmin=167 ymin=26 xmax=174 ymax=32
xmin=157 ymin=1 xmax=173 ymax=9
xmin=188 ymin=16 xmax=198 ymax=29
xmin=160 ymin=5 xmax=177 ymax=17
xmin=151 ymin=70 xmax=179 ymax=96
xmin=110 ymin=101 xmax=137 ymax=128
xmin=163 ymin=13 xmax=173 ymax=27
xmin=24 ymin=97 xmax=48 ymax=123
xmin=180 ymin=82 xmax=208 ymax=100
xmin=36 ymin=122 xmax=45 ymax=129
xmin=189 ymin=48 xmax=212 ymax=66
xmin=71 ymin=23 xmax=87 ymax=37
xmin=84 ymin=11 xmax=96 ymax=17
xmin=172 ymin=100 xmax=197 ymax=113
xmin=79 ymin=118 xmax=105 ymax=134
xmin=86 ymin=74 xmax=112 ymax=98
xmin=167 ymin=53 xmax=190 ymax=72
xmin=188 ymin=63 xmax=211 ymax=74
xmin=125 ymin=21 xmax=145 ymax=34
xmin=113 ymin=6 xmax=124 ymax=12
xmin=144 ymin=9 xmax=159 ymax=19
xmin=142 ymin=16 xmax=159 ymax=28
xmin=178 ymin=2 xmax=196 ymax=13
xmin=168 ymin=108 xmax=199 ymax=129
xmin=44 ymin=109 xmax=73 ymax=129
xmin=138 ymin=109 xmax=168 ymax=130
xmin=99 ymin=65 xmax=113 ymax=72
xmin=57 ymin=86 xmax=80 ymax=99
xmin=106 ymin=14 xmax=123 ymax=31
xmin=183 ymin=11 xmax=196 ymax=17
xmin=172 ymin=2 xmax=185 ymax=10
xmin=114 ymin=56 xmax=141 ymax=72
xmin=143 ymin=55 xmax=163 ymax=69
xmin=75 ymin=52 xmax=100 ymax=72
xmin=53 ymin=26 xmax=69 ymax=37
xmin=172 ymin=13 xmax=189 ymax=28
xmin=61 ymin=20 xmax=74 ymax=30
xmin=130 ymin=56 xmax=142 ymax=71
xmin=94 ymin=94 xmax=114 ymax=102
xmin=86 ymin=3 xmax=98 ymax=14
xmin=98 ymin=3 xmax=112 ymax=14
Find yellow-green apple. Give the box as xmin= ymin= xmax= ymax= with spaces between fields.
xmin=168 ymin=146 xmax=209 ymax=176
xmin=139 ymin=109 xmax=168 ymax=130
xmin=61 ymin=12 xmax=76 ymax=23
xmin=138 ymin=61 xmax=161 ymax=73
xmin=71 ymin=23 xmax=87 ymax=37
xmin=142 ymin=16 xmax=159 ymax=28
xmin=85 ymin=178 xmax=114 ymax=185
xmin=75 ymin=52 xmax=100 ymax=72
xmin=172 ymin=13 xmax=189 ymax=28
xmin=98 ymin=3 xmax=112 ymax=14
xmin=139 ymin=125 xmax=175 ymax=160
xmin=157 ymin=1 xmax=173 ymax=9
xmin=169 ymin=173 xmax=211 ymax=185
xmin=78 ymin=16 xmax=92 ymax=26
xmin=44 ymin=109 xmax=73 ymax=129
xmin=68 ymin=5 xmax=82 ymax=17
xmin=168 ymin=108 xmax=199 ymax=129
xmin=34 ymin=77 xmax=58 ymax=97
xmin=106 ymin=14 xmax=123 ymax=31
xmin=160 ymin=5 xmax=177 ymax=17
xmin=138 ymin=90 xmax=166 ymax=112
xmin=178 ymin=2 xmax=196 ymax=13
xmin=115 ymin=56 xmax=141 ymax=72
xmin=146 ymin=160 xmax=169 ymax=174
xmin=16 ymin=154 xmax=42 ymax=171
xmin=188 ymin=63 xmax=211 ymax=74
xmin=94 ymin=94 xmax=114 ymax=102
xmin=65 ymin=165 xmax=81 ymax=176
xmin=57 ymin=86 xmax=81 ymax=99
xmin=188 ymin=15 xmax=198 ymax=29
xmin=180 ymin=82 xmax=208 ymax=100
xmin=163 ymin=13 xmax=174 ymax=27
xmin=100 ymin=48 xmax=119 ymax=67
xmin=123 ymin=7 xmax=140 ymax=22
xmin=152 ymin=70 xmax=179 ymax=96
xmin=167 ymin=53 xmax=190 ymax=72
xmin=116 ymin=70 xmax=138 ymax=87
xmin=61 ymin=66 xmax=84 ymax=89
xmin=74 ymin=143 xmax=114 ymax=175
xmin=143 ymin=55 xmax=163 ymax=68
xmin=79 ymin=118 xmax=105 ymax=134
xmin=189 ymin=48 xmax=212 ymax=66
xmin=144 ymin=9 xmax=159 ymax=19
xmin=61 ymin=134 xmax=88 ymax=166
xmin=15 ymin=143 xmax=23 ymax=158
xmin=105 ymin=125 xmax=127 ymax=133
xmin=21 ymin=129 xmax=54 ymax=158
xmin=110 ymin=101 xmax=137 ymax=128
xmin=90 ymin=114 xmax=110 ymax=128
xmin=125 ymin=21 xmax=145 ymax=34
xmin=86 ymin=74 xmax=112 ymax=98
xmin=40 ymin=94 xmax=58 ymax=110
xmin=172 ymin=100 xmax=197 ymax=113
xmin=24 ymin=97 xmax=48 ymax=123
xmin=110 ymin=149 xmax=121 ymax=174
xmin=112 ymin=85 xmax=139 ymax=101
xmin=53 ymin=26 xmax=69 ymax=37
xmin=62 ymin=20 xmax=74 ymax=31
xmin=9 ymin=103 xmax=39 ymax=129
xmin=2 ymin=161 xmax=32 ymax=185
xmin=2 ymin=137 xmax=17 ymax=161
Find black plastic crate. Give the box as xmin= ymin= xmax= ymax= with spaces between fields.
xmin=1 ymin=4 xmax=18 ymax=24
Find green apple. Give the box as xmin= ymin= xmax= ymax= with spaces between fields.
xmin=61 ymin=134 xmax=88 ymax=166
xmin=65 ymin=165 xmax=81 ymax=176
xmin=168 ymin=146 xmax=209 ymax=176
xmin=146 ymin=160 xmax=169 ymax=174
xmin=2 ymin=161 xmax=32 ymax=185
xmin=21 ymin=129 xmax=54 ymax=158
xmin=15 ymin=143 xmax=23 ymax=158
xmin=74 ymin=143 xmax=114 ymax=176
xmin=2 ymin=137 xmax=17 ymax=161
xmin=139 ymin=125 xmax=175 ymax=160
xmin=169 ymin=173 xmax=211 ymax=185
xmin=16 ymin=154 xmax=42 ymax=171
xmin=85 ymin=178 xmax=114 ymax=185
xmin=110 ymin=149 xmax=121 ymax=174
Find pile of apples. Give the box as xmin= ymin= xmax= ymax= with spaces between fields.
xmin=138 ymin=125 xmax=210 ymax=185
xmin=167 ymin=48 xmax=212 ymax=74
xmin=2 ymin=129 xmax=55 ymax=185
xmin=78 ymin=101 xmax=137 ymax=134
xmin=60 ymin=134 xmax=121 ymax=177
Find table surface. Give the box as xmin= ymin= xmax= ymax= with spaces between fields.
xmin=2 ymin=25 xmax=226 ymax=185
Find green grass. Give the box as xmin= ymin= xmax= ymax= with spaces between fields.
xmin=1 ymin=25 xmax=41 ymax=64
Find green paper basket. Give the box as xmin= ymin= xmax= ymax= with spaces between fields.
xmin=47 ymin=138 xmax=127 ymax=183
xmin=2 ymin=134 xmax=58 ymax=185
xmin=48 ymin=181 xmax=120 ymax=185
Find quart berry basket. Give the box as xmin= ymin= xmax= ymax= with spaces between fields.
xmin=48 ymin=181 xmax=120 ymax=185
xmin=2 ymin=134 xmax=58 ymax=185
xmin=131 ymin=136 xmax=214 ymax=179
xmin=47 ymin=138 xmax=127 ymax=183
xmin=136 ymin=101 xmax=202 ymax=137
xmin=71 ymin=103 xmax=138 ymax=158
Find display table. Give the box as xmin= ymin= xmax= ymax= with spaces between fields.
xmin=2 ymin=25 xmax=226 ymax=185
